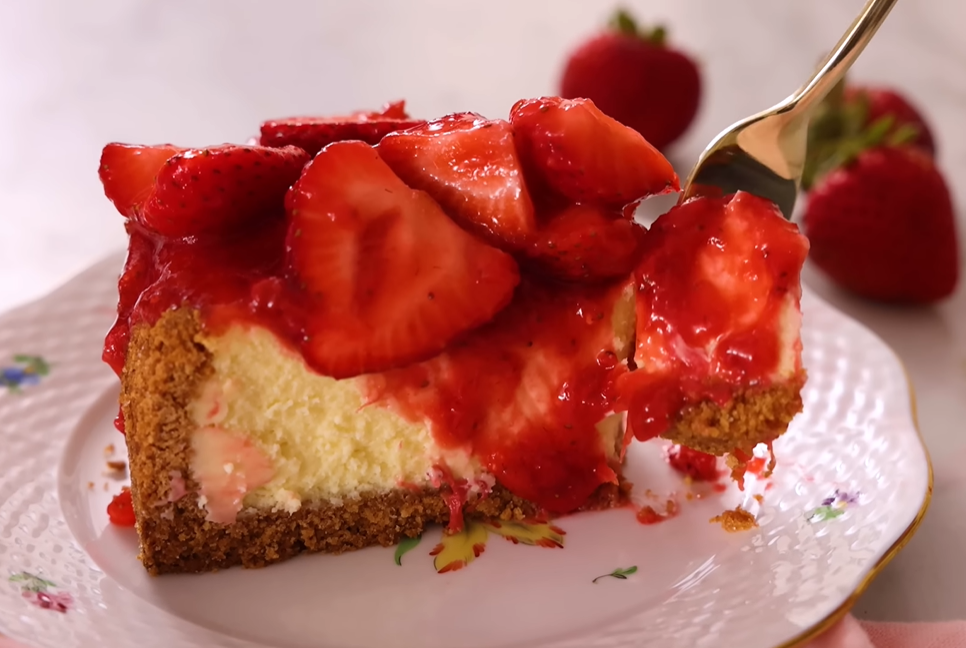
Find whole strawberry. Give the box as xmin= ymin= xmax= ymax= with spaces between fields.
xmin=804 ymin=145 xmax=959 ymax=304
xmin=843 ymin=85 xmax=936 ymax=156
xmin=559 ymin=9 xmax=700 ymax=151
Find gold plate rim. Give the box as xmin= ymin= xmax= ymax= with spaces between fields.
xmin=774 ymin=360 xmax=934 ymax=648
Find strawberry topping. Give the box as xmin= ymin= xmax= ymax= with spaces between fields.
xmin=99 ymin=143 xmax=185 ymax=218
xmin=99 ymin=143 xmax=309 ymax=239
xmin=260 ymin=100 xmax=423 ymax=155
xmin=141 ymin=145 xmax=309 ymax=238
xmin=286 ymin=141 xmax=520 ymax=378
xmin=524 ymin=204 xmax=646 ymax=282
xmin=377 ymin=112 xmax=537 ymax=252
xmin=509 ymin=96 xmax=679 ymax=207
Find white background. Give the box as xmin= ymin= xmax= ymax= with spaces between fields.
xmin=1 ymin=0 xmax=964 ymax=624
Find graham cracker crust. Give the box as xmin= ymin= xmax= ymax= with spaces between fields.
xmin=120 ymin=308 xmax=627 ymax=575
xmin=664 ymin=376 xmax=807 ymax=456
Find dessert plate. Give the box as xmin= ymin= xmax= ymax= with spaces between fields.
xmin=0 ymin=252 xmax=931 ymax=648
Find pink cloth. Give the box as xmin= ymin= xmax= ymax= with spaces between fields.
xmin=806 ymin=616 xmax=966 ymax=648
xmin=1 ymin=616 xmax=965 ymax=647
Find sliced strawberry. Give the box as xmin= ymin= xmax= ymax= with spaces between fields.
xmin=134 ymin=144 xmax=309 ymax=238
xmin=260 ymin=100 xmax=423 ymax=155
xmin=378 ymin=100 xmax=411 ymax=120
xmin=286 ymin=140 xmax=520 ymax=379
xmin=377 ymin=113 xmax=537 ymax=252
xmin=99 ymin=143 xmax=185 ymax=217
xmin=524 ymin=204 xmax=646 ymax=282
xmin=510 ymin=96 xmax=679 ymax=207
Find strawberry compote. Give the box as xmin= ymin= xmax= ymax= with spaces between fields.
xmin=103 ymin=217 xmax=629 ymax=513
xmin=365 ymin=278 xmax=632 ymax=513
xmin=615 ymin=192 xmax=809 ymax=444
xmin=104 ymin=190 xmax=806 ymax=514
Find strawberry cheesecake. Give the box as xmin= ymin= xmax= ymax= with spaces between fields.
xmin=98 ymin=97 xmax=808 ymax=575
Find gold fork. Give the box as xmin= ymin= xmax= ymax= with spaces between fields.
xmin=679 ymin=0 xmax=898 ymax=218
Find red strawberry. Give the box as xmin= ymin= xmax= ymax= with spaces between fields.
xmin=666 ymin=444 xmax=719 ymax=482
xmin=525 ymin=204 xmax=646 ymax=282
xmin=510 ymin=96 xmax=678 ymax=208
xmin=99 ymin=143 xmax=185 ymax=217
xmin=260 ymin=100 xmax=423 ymax=155
xmin=107 ymin=144 xmax=309 ymax=239
xmin=559 ymin=10 xmax=701 ymax=151
xmin=804 ymin=146 xmax=959 ymax=304
xmin=286 ymin=140 xmax=520 ymax=379
xmin=377 ymin=113 xmax=537 ymax=252
xmin=844 ymin=86 xmax=936 ymax=156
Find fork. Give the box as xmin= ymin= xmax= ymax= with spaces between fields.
xmin=679 ymin=0 xmax=898 ymax=218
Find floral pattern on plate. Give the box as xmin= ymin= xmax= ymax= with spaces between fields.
xmin=0 ymin=355 xmax=49 ymax=393
xmin=8 ymin=573 xmax=72 ymax=614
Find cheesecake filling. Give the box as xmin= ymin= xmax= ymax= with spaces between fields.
xmin=186 ymin=328 xmax=628 ymax=524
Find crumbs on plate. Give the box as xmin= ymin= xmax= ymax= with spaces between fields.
xmin=710 ymin=506 xmax=758 ymax=532
xmin=104 ymin=460 xmax=127 ymax=479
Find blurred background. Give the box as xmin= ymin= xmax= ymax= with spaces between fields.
xmin=1 ymin=0 xmax=964 ymax=623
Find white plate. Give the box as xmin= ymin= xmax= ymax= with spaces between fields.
xmin=0 ymin=252 xmax=931 ymax=648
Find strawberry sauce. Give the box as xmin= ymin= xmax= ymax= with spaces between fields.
xmin=365 ymin=278 xmax=630 ymax=514
xmin=104 ymin=219 xmax=628 ymax=514
xmin=615 ymin=193 xmax=808 ymax=443
xmin=103 ymin=192 xmax=805 ymax=516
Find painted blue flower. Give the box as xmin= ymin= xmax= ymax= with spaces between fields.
xmin=1 ymin=355 xmax=50 ymax=392
xmin=2 ymin=367 xmax=39 ymax=385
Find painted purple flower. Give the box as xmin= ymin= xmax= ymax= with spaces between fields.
xmin=809 ymin=489 xmax=861 ymax=523
xmin=821 ymin=489 xmax=859 ymax=507
xmin=21 ymin=589 xmax=72 ymax=613
xmin=837 ymin=490 xmax=860 ymax=505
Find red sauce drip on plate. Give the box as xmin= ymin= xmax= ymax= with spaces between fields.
xmin=637 ymin=499 xmax=678 ymax=525
xmin=666 ymin=444 xmax=719 ymax=482
xmin=107 ymin=488 xmax=136 ymax=527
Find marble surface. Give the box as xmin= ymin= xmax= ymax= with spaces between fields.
xmin=0 ymin=0 xmax=964 ymax=625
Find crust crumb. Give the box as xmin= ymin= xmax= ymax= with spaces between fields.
xmin=104 ymin=460 xmax=127 ymax=479
xmin=104 ymin=443 xmax=116 ymax=458
xmin=710 ymin=506 xmax=758 ymax=532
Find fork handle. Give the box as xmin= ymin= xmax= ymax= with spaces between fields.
xmin=790 ymin=0 xmax=899 ymax=114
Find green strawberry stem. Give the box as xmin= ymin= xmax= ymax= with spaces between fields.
xmin=803 ymin=80 xmax=919 ymax=190
xmin=609 ymin=8 xmax=666 ymax=46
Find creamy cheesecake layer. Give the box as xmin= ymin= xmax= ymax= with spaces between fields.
xmin=188 ymin=324 xmax=627 ymax=522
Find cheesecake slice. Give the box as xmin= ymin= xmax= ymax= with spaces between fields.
xmin=99 ymin=97 xmax=808 ymax=575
